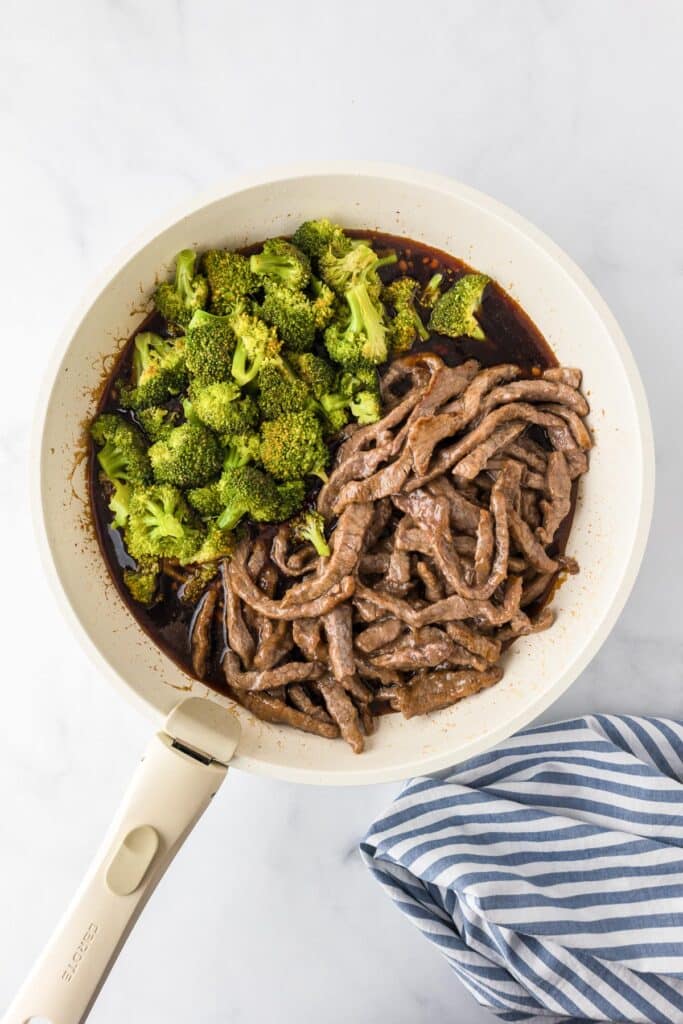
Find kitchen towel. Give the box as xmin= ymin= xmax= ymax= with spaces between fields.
xmin=360 ymin=715 xmax=683 ymax=1023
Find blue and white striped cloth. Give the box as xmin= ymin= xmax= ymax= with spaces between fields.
xmin=361 ymin=716 xmax=683 ymax=1023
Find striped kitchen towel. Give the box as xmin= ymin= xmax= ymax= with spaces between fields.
xmin=360 ymin=715 xmax=683 ymax=1023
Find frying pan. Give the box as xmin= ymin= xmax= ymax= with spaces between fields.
xmin=4 ymin=163 xmax=653 ymax=1024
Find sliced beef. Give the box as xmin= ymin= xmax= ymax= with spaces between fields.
xmin=190 ymin=584 xmax=218 ymax=680
xmin=396 ymin=666 xmax=504 ymax=718
xmin=317 ymin=677 xmax=365 ymax=753
xmin=537 ymin=451 xmax=572 ymax=545
xmin=355 ymin=617 xmax=405 ymax=654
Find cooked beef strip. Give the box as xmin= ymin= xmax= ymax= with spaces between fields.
xmin=452 ymin=421 xmax=527 ymax=480
xmin=520 ymin=572 xmax=554 ymax=607
xmin=505 ymin=440 xmax=547 ymax=474
xmin=357 ymin=701 xmax=376 ymax=736
xmin=478 ymin=379 xmax=589 ymax=418
xmin=292 ymin=618 xmax=327 ymax=661
xmin=355 ymin=617 xmax=405 ymax=654
xmin=281 ymin=503 xmax=374 ymax=607
xmin=396 ymin=666 xmax=504 ymax=718
xmin=354 ymin=656 xmax=402 ymax=686
xmin=364 ymin=498 xmax=393 ymax=549
xmin=538 ymin=403 xmax=593 ymax=450
xmin=332 ymin=449 xmax=413 ymax=513
xmin=354 ymin=575 xmax=522 ymax=628
xmin=270 ymin=527 xmax=317 ymax=577
xmin=473 ymin=508 xmax=494 ymax=587
xmin=520 ymin=488 xmax=542 ymax=529
xmin=323 ymin=604 xmax=356 ymax=680
xmin=497 ymin=606 xmax=555 ymax=642
xmin=543 ymin=366 xmax=582 ymax=388
xmin=221 ymin=560 xmax=256 ymax=668
xmin=370 ymin=627 xmax=460 ymax=671
xmin=227 ymin=682 xmax=340 ymax=740
xmin=224 ymin=653 xmax=325 ymax=692
xmin=359 ymin=552 xmax=391 ymax=574
xmin=441 ymin=621 xmax=501 ymax=662
xmin=190 ymin=584 xmax=218 ymax=680
xmin=318 ymin=446 xmax=389 ymax=517
xmin=288 ymin=684 xmax=333 ymax=722
xmin=317 ymin=676 xmax=364 ymax=753
xmin=253 ymin=620 xmax=294 ymax=672
xmin=425 ymin=476 xmax=481 ymax=533
xmin=415 ymin=560 xmax=445 ymax=602
xmin=565 ymin=450 xmax=589 ymax=479
xmin=508 ymin=508 xmax=559 ymax=573
xmin=537 ymin=451 xmax=572 ymax=545
xmin=246 ymin=538 xmax=269 ymax=580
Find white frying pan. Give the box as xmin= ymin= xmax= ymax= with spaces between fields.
xmin=5 ymin=164 xmax=653 ymax=1024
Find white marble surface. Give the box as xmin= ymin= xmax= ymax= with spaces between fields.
xmin=1 ymin=2 xmax=682 ymax=1021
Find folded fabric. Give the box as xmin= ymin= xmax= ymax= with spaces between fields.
xmin=360 ymin=715 xmax=683 ymax=1023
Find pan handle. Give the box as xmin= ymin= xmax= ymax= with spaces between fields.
xmin=2 ymin=697 xmax=241 ymax=1024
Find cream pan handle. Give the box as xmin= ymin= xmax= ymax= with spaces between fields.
xmin=2 ymin=698 xmax=241 ymax=1024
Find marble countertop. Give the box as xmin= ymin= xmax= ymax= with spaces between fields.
xmin=1 ymin=2 xmax=681 ymax=1021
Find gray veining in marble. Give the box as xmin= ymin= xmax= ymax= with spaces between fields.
xmin=1 ymin=1 xmax=681 ymax=1021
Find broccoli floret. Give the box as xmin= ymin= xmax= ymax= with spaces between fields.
xmin=202 ymin=249 xmax=259 ymax=315
xmin=123 ymin=557 xmax=160 ymax=606
xmin=179 ymin=563 xmax=219 ymax=604
xmin=185 ymin=309 xmax=236 ymax=385
xmin=215 ymin=466 xmax=294 ymax=530
xmin=91 ymin=413 xmax=152 ymax=485
xmin=118 ymin=333 xmax=188 ymax=410
xmin=261 ymin=282 xmax=316 ymax=352
xmin=292 ymin=219 xmax=345 ymax=262
xmin=420 ymin=272 xmax=443 ymax=308
xmin=223 ymin=432 xmax=261 ymax=469
xmin=230 ymin=307 xmax=282 ymax=386
xmin=292 ymin=509 xmax=330 ymax=557
xmin=429 ymin=273 xmax=490 ymax=340
xmin=186 ymin=479 xmax=224 ymax=518
xmin=324 ymin=281 xmax=389 ymax=366
xmin=250 ymin=239 xmax=311 ymax=291
xmin=339 ymin=361 xmax=382 ymax=425
xmin=256 ymin=362 xmax=315 ymax=420
xmin=188 ymin=522 xmax=235 ymax=564
xmin=384 ymin=277 xmax=429 ymax=353
xmin=136 ymin=406 xmax=179 ymax=443
xmin=125 ymin=485 xmax=204 ymax=562
xmin=260 ymin=410 xmax=329 ymax=481
xmin=309 ymin=276 xmax=336 ymax=330
xmin=288 ymin=352 xmax=337 ymax=398
xmin=149 ymin=422 xmax=223 ymax=488
xmin=275 ymin=479 xmax=307 ymax=520
xmin=190 ymin=381 xmax=258 ymax=437
xmin=154 ymin=250 xmax=208 ymax=328
xmin=318 ymin=240 xmax=376 ymax=296
xmin=108 ymin=479 xmax=133 ymax=528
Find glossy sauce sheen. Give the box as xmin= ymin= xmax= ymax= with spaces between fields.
xmin=91 ymin=231 xmax=571 ymax=691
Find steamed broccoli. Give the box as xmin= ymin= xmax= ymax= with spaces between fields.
xmin=287 ymin=352 xmax=337 ymax=399
xmin=136 ymin=406 xmax=179 ymax=443
xmin=190 ymin=381 xmax=259 ymax=436
xmin=339 ymin=362 xmax=382 ymax=425
xmin=429 ymin=273 xmax=490 ymax=340
xmin=230 ymin=307 xmax=282 ymax=386
xmin=292 ymin=218 xmax=345 ymax=262
xmin=149 ymin=422 xmax=223 ymax=488
xmin=292 ymin=509 xmax=330 ymax=557
xmin=186 ymin=478 xmax=225 ymax=518
xmin=324 ymin=281 xmax=389 ymax=366
xmin=260 ymin=410 xmax=329 ymax=481
xmin=384 ymin=277 xmax=429 ymax=353
xmin=202 ymin=249 xmax=258 ymax=315
xmin=420 ymin=272 xmax=443 ymax=308
xmin=118 ymin=333 xmax=188 ymax=410
xmin=188 ymin=522 xmax=235 ymax=564
xmin=185 ymin=310 xmax=236 ymax=385
xmin=250 ymin=239 xmax=311 ymax=291
xmin=179 ymin=563 xmax=219 ymax=604
xmin=222 ymin=432 xmax=261 ymax=469
xmin=261 ymin=282 xmax=316 ymax=352
xmin=122 ymin=557 xmax=160 ymax=606
xmin=125 ymin=485 xmax=204 ymax=562
xmin=256 ymin=362 xmax=314 ymax=420
xmin=310 ymin=276 xmax=337 ymax=331
xmin=215 ymin=466 xmax=302 ymax=530
xmin=154 ymin=250 xmax=208 ymax=327
xmin=91 ymin=413 xmax=152 ymax=486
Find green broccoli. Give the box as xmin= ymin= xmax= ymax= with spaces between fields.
xmin=230 ymin=307 xmax=282 ymax=386
xmin=122 ymin=557 xmax=160 ymax=606
xmin=118 ymin=332 xmax=188 ymax=410
xmin=222 ymin=432 xmax=261 ymax=469
xmin=287 ymin=352 xmax=337 ymax=399
xmin=108 ymin=480 xmax=133 ymax=528
xmin=154 ymin=250 xmax=208 ymax=327
xmin=318 ymin=239 xmax=377 ymax=296
xmin=202 ymin=249 xmax=259 ymax=315
xmin=185 ymin=309 xmax=236 ymax=385
xmin=188 ymin=522 xmax=235 ymax=564
xmin=136 ymin=406 xmax=179 ymax=443
xmin=261 ymin=282 xmax=316 ymax=352
xmin=429 ymin=273 xmax=490 ymax=340
xmin=256 ymin=362 xmax=314 ymax=420
xmin=275 ymin=479 xmax=307 ymax=520
xmin=260 ymin=410 xmax=329 ymax=481
xmin=190 ymin=381 xmax=259 ymax=436
xmin=91 ymin=413 xmax=152 ymax=486
xmin=339 ymin=362 xmax=382 ymax=425
xmin=125 ymin=485 xmax=204 ymax=562
xmin=215 ymin=466 xmax=299 ymax=530
xmin=250 ymin=238 xmax=311 ymax=291
xmin=179 ymin=563 xmax=219 ymax=604
xmin=309 ymin=276 xmax=337 ymax=330
xmin=186 ymin=479 xmax=225 ymax=518
xmin=149 ymin=422 xmax=223 ymax=488
xmin=292 ymin=218 xmax=345 ymax=262
xmin=292 ymin=509 xmax=330 ymax=557
xmin=384 ymin=277 xmax=429 ymax=353
xmin=420 ymin=272 xmax=443 ymax=308
xmin=324 ymin=281 xmax=389 ymax=366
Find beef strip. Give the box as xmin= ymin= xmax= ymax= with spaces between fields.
xmin=253 ymin=620 xmax=294 ymax=671
xmin=190 ymin=584 xmax=218 ymax=679
xmin=371 ymin=627 xmax=462 ymax=671
xmin=288 ymin=684 xmax=332 ymax=722
xmin=317 ymin=677 xmax=365 ymax=753
xmin=332 ymin=450 xmax=413 ymax=513
xmin=224 ymin=653 xmax=325 ymax=692
xmin=537 ymin=451 xmax=572 ymax=545
xmin=355 ymin=617 xmax=405 ymax=654
xmin=227 ymin=684 xmax=340 ymax=740
xmin=318 ymin=446 xmax=389 ymax=517
xmin=292 ymin=618 xmax=327 ymax=661
xmin=396 ymin=666 xmax=504 ymax=718
xmin=473 ymin=508 xmax=494 ymax=587
xmin=415 ymin=559 xmax=445 ymax=602
xmin=508 ymin=509 xmax=559 ymax=573
xmin=221 ymin=560 xmax=256 ymax=668
xmin=478 ymin=379 xmax=589 ymax=418
xmin=543 ymin=367 xmax=582 ymax=388
xmin=270 ymin=527 xmax=317 ymax=577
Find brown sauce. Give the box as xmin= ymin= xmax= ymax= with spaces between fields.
xmin=90 ymin=230 xmax=573 ymax=691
